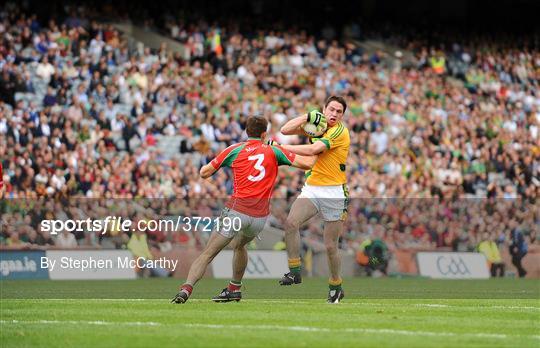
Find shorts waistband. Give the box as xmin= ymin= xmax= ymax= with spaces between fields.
xmin=304 ymin=184 xmax=347 ymax=189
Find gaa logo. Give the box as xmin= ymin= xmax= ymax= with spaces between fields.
xmin=246 ymin=255 xmax=270 ymax=275
xmin=436 ymin=256 xmax=471 ymax=276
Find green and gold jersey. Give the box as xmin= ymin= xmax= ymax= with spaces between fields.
xmin=306 ymin=121 xmax=350 ymax=186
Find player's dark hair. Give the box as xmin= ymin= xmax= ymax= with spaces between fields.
xmin=324 ymin=95 xmax=347 ymax=113
xmin=246 ymin=116 xmax=268 ymax=138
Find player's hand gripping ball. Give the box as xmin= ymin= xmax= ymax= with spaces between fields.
xmin=303 ymin=110 xmax=327 ymax=137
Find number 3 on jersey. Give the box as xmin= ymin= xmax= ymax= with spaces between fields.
xmin=248 ymin=154 xmax=265 ymax=182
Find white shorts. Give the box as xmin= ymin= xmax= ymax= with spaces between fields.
xmin=298 ymin=184 xmax=349 ymax=222
xmin=216 ymin=207 xmax=267 ymax=239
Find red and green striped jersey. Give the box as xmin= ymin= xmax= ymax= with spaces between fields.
xmin=210 ymin=138 xmax=296 ymax=217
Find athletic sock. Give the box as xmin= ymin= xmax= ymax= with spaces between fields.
xmin=227 ymin=280 xmax=242 ymax=292
xmin=180 ymin=283 xmax=193 ymax=296
xmin=328 ymin=277 xmax=342 ymax=291
xmin=288 ymin=258 xmax=302 ymax=275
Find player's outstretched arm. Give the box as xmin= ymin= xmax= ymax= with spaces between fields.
xmin=201 ymin=142 xmax=243 ymax=178
xmin=291 ymin=154 xmax=318 ymax=170
xmin=200 ymin=163 xmax=218 ymax=179
xmin=280 ymin=115 xmax=308 ymax=135
xmin=280 ymin=141 xmax=327 ymax=156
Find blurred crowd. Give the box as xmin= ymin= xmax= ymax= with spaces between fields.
xmin=0 ymin=3 xmax=538 ymax=255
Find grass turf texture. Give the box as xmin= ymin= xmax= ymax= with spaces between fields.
xmin=1 ymin=278 xmax=539 ymax=348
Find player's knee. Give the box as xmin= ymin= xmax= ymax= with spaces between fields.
xmin=325 ymin=240 xmax=338 ymax=255
xmin=201 ymin=248 xmax=220 ymax=261
xmin=233 ymin=242 xmax=247 ymax=251
xmin=284 ymin=217 xmax=300 ymax=233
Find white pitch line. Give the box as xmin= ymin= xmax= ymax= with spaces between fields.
xmin=477 ymin=305 xmax=540 ymax=310
xmin=182 ymin=323 xmax=513 ymax=339
xmin=414 ymin=304 xmax=450 ymax=308
xmin=1 ymin=320 xmax=538 ymax=340
xmin=0 ymin=319 xmax=160 ymax=326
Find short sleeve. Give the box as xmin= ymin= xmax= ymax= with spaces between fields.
xmin=272 ymin=145 xmax=296 ymax=166
xmin=211 ymin=143 xmax=244 ymax=169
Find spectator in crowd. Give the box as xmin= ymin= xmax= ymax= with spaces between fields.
xmin=509 ymin=226 xmax=528 ymax=278
xmin=127 ymin=225 xmax=170 ymax=278
xmin=55 ymin=229 xmax=78 ymax=248
xmin=477 ymin=232 xmax=505 ymax=277
xmin=357 ymin=238 xmax=389 ymax=276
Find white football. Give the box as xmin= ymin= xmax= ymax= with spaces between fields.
xmin=303 ymin=122 xmax=327 ymax=137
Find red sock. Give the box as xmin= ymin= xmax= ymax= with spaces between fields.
xmin=227 ymin=281 xmax=241 ymax=292
xmin=180 ymin=284 xmax=193 ymax=296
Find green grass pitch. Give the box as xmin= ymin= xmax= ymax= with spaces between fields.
xmin=1 ymin=278 xmax=539 ymax=347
